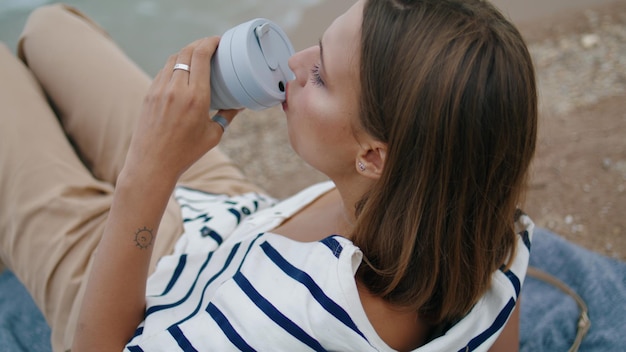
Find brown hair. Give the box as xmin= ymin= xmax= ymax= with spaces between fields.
xmin=352 ymin=0 xmax=537 ymax=325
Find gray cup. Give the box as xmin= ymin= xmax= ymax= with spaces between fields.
xmin=210 ymin=18 xmax=295 ymax=111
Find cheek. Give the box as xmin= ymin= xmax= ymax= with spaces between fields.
xmin=287 ymin=91 xmax=348 ymax=157
xmin=287 ymin=98 xmax=324 ymax=155
xmin=288 ymin=87 xmax=318 ymax=128
xmin=297 ymin=92 xmax=343 ymax=142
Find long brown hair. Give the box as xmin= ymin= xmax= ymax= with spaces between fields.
xmin=352 ymin=0 xmax=537 ymax=325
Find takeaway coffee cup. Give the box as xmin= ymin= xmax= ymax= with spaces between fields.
xmin=210 ymin=18 xmax=295 ymax=111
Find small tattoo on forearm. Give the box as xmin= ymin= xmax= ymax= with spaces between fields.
xmin=134 ymin=226 xmax=154 ymax=250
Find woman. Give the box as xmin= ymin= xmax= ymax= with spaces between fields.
xmin=0 ymin=0 xmax=536 ymax=350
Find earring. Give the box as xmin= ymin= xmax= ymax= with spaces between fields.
xmin=358 ymin=161 xmax=366 ymax=171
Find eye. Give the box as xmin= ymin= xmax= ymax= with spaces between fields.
xmin=310 ymin=63 xmax=325 ymax=87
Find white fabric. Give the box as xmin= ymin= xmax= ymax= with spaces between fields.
xmin=125 ymin=181 xmax=533 ymax=351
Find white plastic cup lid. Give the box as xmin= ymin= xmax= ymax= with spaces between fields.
xmin=210 ymin=18 xmax=295 ymax=111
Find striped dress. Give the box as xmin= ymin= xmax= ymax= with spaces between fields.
xmin=125 ymin=181 xmax=533 ymax=351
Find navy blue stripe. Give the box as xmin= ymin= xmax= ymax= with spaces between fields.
xmin=260 ymin=241 xmax=367 ymax=342
xmin=236 ymin=233 xmax=265 ymax=273
xmin=200 ymin=226 xmax=223 ymax=245
xmin=179 ymin=203 xmax=205 ymax=212
xmin=157 ymin=255 xmax=187 ymax=296
xmin=320 ymin=236 xmax=343 ymax=258
xmin=183 ymin=213 xmax=213 ymax=223
xmin=146 ymin=250 xmax=216 ymax=316
xmin=168 ymin=325 xmax=198 ymax=352
xmin=129 ymin=326 xmax=144 ymax=340
xmin=520 ymin=230 xmax=531 ymax=251
xmin=173 ymin=233 xmax=264 ymax=327
xmin=461 ymin=298 xmax=516 ymax=351
xmin=171 ymin=243 xmax=243 ymax=326
xmin=233 ymin=272 xmax=326 ymax=352
xmin=499 ymin=266 xmax=521 ymax=297
xmin=228 ymin=208 xmax=242 ymax=223
xmin=206 ymin=303 xmax=256 ymax=352
xmin=146 ymin=243 xmax=246 ymax=317
xmin=126 ymin=345 xmax=144 ymax=352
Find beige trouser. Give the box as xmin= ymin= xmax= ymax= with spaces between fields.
xmin=0 ymin=4 xmax=263 ymax=351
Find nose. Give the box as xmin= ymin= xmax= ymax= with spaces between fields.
xmin=288 ymin=46 xmax=317 ymax=87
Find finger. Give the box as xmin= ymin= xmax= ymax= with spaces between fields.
xmin=189 ymin=36 xmax=220 ymax=94
xmin=159 ymin=38 xmax=202 ymax=85
xmin=170 ymin=43 xmax=194 ymax=84
xmin=211 ymin=109 xmax=241 ymax=133
xmin=150 ymin=54 xmax=177 ymax=93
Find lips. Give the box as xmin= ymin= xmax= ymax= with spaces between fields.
xmin=282 ymin=82 xmax=289 ymax=110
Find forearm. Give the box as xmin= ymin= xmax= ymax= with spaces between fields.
xmin=73 ymin=168 xmax=176 ymax=350
xmin=73 ymin=35 xmax=232 ymax=350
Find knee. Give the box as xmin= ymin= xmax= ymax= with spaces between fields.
xmin=22 ymin=3 xmax=77 ymax=35
xmin=25 ymin=3 xmax=93 ymax=26
xmin=18 ymin=3 xmax=108 ymax=64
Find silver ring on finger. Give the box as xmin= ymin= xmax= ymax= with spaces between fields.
xmin=173 ymin=63 xmax=190 ymax=72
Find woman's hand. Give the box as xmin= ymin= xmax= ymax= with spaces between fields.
xmin=123 ymin=36 xmax=238 ymax=185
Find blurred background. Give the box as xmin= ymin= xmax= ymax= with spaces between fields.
xmin=0 ymin=0 xmax=346 ymax=75
xmin=1 ymin=0 xmax=624 ymax=260
xmin=0 ymin=0 xmax=619 ymax=74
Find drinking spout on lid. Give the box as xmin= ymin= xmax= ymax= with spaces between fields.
xmin=255 ymin=22 xmax=279 ymax=71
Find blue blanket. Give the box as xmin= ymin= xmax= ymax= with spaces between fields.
xmin=1 ymin=228 xmax=625 ymax=351
xmin=0 ymin=271 xmax=50 ymax=351
xmin=521 ymin=228 xmax=626 ymax=351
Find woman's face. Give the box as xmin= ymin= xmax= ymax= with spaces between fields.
xmin=283 ymin=0 xmax=365 ymax=179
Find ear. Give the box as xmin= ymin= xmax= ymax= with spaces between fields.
xmin=356 ymin=140 xmax=387 ymax=179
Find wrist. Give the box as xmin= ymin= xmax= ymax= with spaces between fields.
xmin=118 ymin=162 xmax=178 ymax=191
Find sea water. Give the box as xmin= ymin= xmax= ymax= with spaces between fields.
xmin=1 ymin=0 xmax=617 ymax=75
xmin=0 ymin=0 xmax=327 ymax=75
